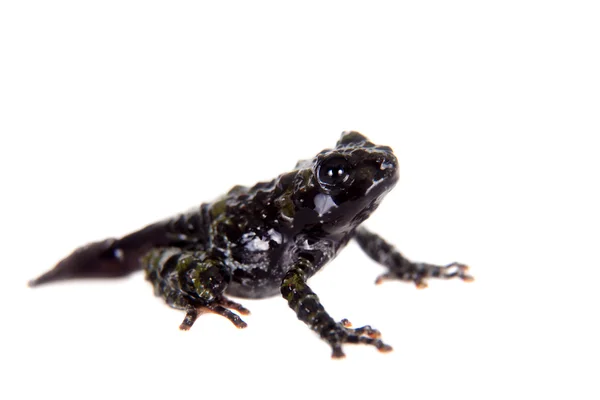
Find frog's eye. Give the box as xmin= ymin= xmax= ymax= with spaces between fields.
xmin=317 ymin=156 xmax=351 ymax=188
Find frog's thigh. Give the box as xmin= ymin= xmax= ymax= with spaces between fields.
xmin=143 ymin=247 xmax=249 ymax=330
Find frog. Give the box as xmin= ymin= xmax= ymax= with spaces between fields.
xmin=29 ymin=131 xmax=473 ymax=358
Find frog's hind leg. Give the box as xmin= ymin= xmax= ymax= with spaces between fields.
xmin=143 ymin=247 xmax=250 ymax=331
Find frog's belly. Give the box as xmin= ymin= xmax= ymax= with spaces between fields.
xmin=225 ymin=258 xmax=287 ymax=298
xmin=226 ymin=278 xmax=281 ymax=299
xmin=224 ymin=243 xmax=289 ymax=298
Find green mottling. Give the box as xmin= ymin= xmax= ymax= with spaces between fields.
xmin=285 ymin=291 xmax=294 ymax=302
xmin=175 ymin=256 xmax=193 ymax=273
xmin=227 ymin=185 xmax=247 ymax=196
xmin=275 ymin=190 xmax=295 ymax=220
xmin=210 ymin=199 xmax=227 ymax=219
xmin=298 ymin=169 xmax=312 ymax=191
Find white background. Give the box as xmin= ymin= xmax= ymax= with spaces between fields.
xmin=1 ymin=1 xmax=599 ymax=399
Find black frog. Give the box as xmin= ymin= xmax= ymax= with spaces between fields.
xmin=30 ymin=131 xmax=472 ymax=358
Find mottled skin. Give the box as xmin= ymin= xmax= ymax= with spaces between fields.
xmin=30 ymin=131 xmax=472 ymax=358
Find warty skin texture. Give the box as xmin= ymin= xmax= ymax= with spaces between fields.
xmin=30 ymin=131 xmax=472 ymax=358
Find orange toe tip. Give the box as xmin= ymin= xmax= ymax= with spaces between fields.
xmin=378 ymin=345 xmax=394 ymax=353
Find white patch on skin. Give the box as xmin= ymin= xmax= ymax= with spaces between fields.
xmin=242 ymin=231 xmax=277 ymax=252
xmin=246 ymin=237 xmax=270 ymax=251
xmin=314 ymin=193 xmax=337 ymax=216
xmin=268 ymin=228 xmax=282 ymax=245
xmin=380 ymin=160 xmax=394 ymax=170
xmin=243 ymin=229 xmax=283 ymax=252
xmin=114 ymin=248 xmax=124 ymax=261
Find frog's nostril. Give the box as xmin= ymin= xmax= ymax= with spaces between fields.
xmin=380 ymin=160 xmax=395 ymax=171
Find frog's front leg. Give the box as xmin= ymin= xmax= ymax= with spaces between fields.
xmin=143 ymin=248 xmax=250 ymax=330
xmin=354 ymin=226 xmax=474 ymax=288
xmin=281 ymin=258 xmax=392 ymax=358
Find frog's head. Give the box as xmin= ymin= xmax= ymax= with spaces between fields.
xmin=294 ymin=131 xmax=399 ymax=234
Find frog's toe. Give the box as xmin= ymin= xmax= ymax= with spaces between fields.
xmin=331 ymin=345 xmax=346 ymax=359
xmin=202 ymin=303 xmax=248 ymax=329
xmin=375 ymin=272 xmax=394 ymax=285
xmin=219 ymin=296 xmax=251 ymax=315
xmin=178 ymin=297 xmax=250 ymax=330
xmin=442 ymin=262 xmax=474 ymax=282
xmin=340 ymin=319 xmax=383 ymax=338
xmin=376 ymin=271 xmax=429 ymax=288
xmin=326 ymin=320 xmax=393 ymax=358
xmin=343 ymin=331 xmax=393 ymax=354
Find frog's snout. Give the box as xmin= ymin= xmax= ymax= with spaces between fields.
xmin=374 ymin=148 xmax=399 ymax=183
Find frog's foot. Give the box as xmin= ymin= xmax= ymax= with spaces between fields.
xmin=376 ymin=262 xmax=474 ymax=288
xmin=324 ymin=319 xmax=393 ymax=359
xmin=218 ymin=297 xmax=251 ymax=316
xmin=179 ymin=296 xmax=250 ymax=331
